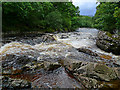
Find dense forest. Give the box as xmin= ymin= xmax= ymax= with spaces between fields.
xmin=2 ymin=2 xmax=93 ymax=33
xmin=94 ymin=2 xmax=120 ymax=34
xmin=2 ymin=2 xmax=120 ymax=34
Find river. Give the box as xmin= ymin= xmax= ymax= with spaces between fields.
xmin=1 ymin=28 xmax=120 ymax=89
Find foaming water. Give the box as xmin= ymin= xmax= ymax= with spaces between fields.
xmin=0 ymin=42 xmax=34 ymax=55
xmin=1 ymin=28 xmax=120 ymax=62
xmin=0 ymin=41 xmax=77 ymax=62
xmin=1 ymin=28 xmax=120 ymax=63
xmin=1 ymin=28 xmax=120 ymax=89
xmin=56 ymin=28 xmax=120 ymax=59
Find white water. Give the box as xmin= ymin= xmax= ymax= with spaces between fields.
xmin=1 ymin=28 xmax=120 ymax=89
xmin=56 ymin=28 xmax=97 ymax=48
xmin=56 ymin=28 xmax=120 ymax=59
xmin=0 ymin=28 xmax=120 ymax=61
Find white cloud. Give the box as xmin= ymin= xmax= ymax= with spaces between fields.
xmin=72 ymin=0 xmax=99 ymax=16
xmin=72 ymin=0 xmax=97 ymax=3
xmin=72 ymin=0 xmax=97 ymax=6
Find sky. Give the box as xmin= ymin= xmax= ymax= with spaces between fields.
xmin=72 ymin=0 xmax=99 ymax=16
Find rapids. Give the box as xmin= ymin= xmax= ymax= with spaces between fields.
xmin=1 ymin=28 xmax=120 ymax=89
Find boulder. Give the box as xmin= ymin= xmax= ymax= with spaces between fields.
xmin=41 ymin=34 xmax=56 ymax=42
xmin=59 ymin=58 xmax=88 ymax=71
xmin=76 ymin=63 xmax=118 ymax=81
xmin=23 ymin=62 xmax=44 ymax=71
xmin=96 ymin=31 xmax=120 ymax=55
xmin=23 ymin=61 xmax=61 ymax=72
xmin=61 ymin=58 xmax=119 ymax=88
xmin=2 ymin=76 xmax=31 ymax=89
xmin=44 ymin=61 xmax=61 ymax=71
xmin=75 ymin=75 xmax=101 ymax=88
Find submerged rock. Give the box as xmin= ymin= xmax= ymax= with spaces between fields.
xmin=60 ymin=34 xmax=69 ymax=39
xmin=96 ymin=31 xmax=120 ymax=55
xmin=77 ymin=47 xmax=98 ymax=56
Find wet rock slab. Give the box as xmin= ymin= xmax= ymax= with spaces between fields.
xmin=32 ymin=67 xmax=83 ymax=88
xmin=61 ymin=58 xmax=119 ymax=88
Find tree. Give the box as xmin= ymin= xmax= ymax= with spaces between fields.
xmin=46 ymin=11 xmax=63 ymax=31
xmin=113 ymin=3 xmax=120 ymax=33
xmin=2 ymin=2 xmax=80 ymax=32
xmin=94 ymin=2 xmax=120 ymax=33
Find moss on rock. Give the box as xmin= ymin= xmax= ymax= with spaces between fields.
xmin=96 ymin=31 xmax=120 ymax=55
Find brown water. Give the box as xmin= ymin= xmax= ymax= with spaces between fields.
xmin=1 ymin=28 xmax=120 ymax=89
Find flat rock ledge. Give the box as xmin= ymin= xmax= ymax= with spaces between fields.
xmin=60 ymin=58 xmax=119 ymax=89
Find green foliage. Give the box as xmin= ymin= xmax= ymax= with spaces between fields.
xmin=71 ymin=16 xmax=80 ymax=29
xmin=94 ymin=2 xmax=120 ymax=33
xmin=79 ymin=16 xmax=94 ymax=28
xmin=2 ymin=2 xmax=93 ymax=33
xmin=62 ymin=17 xmax=71 ymax=31
xmin=3 ymin=2 xmax=81 ymax=33
xmin=114 ymin=6 xmax=120 ymax=30
xmin=71 ymin=16 xmax=94 ymax=30
xmin=0 ymin=3 xmax=2 ymax=29
xmin=46 ymin=11 xmax=63 ymax=30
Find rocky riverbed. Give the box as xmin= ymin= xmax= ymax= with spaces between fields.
xmin=1 ymin=28 xmax=120 ymax=89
